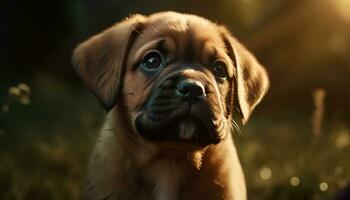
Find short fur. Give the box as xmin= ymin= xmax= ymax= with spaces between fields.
xmin=73 ymin=12 xmax=269 ymax=200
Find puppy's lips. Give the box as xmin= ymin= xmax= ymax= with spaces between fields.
xmin=135 ymin=107 xmax=223 ymax=145
xmin=136 ymin=103 xmax=190 ymax=133
xmin=136 ymin=114 xmax=206 ymax=143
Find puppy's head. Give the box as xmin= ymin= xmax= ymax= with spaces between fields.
xmin=73 ymin=12 xmax=269 ymax=148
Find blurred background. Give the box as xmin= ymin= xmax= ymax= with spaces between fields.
xmin=1 ymin=0 xmax=349 ymax=199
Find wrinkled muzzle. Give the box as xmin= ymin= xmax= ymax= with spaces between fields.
xmin=135 ymin=69 xmax=227 ymax=146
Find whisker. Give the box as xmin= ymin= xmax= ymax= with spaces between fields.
xmin=230 ymin=118 xmax=242 ymax=135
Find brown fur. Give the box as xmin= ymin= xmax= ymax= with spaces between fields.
xmin=73 ymin=12 xmax=269 ymax=200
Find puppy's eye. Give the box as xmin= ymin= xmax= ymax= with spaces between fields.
xmin=212 ymin=60 xmax=227 ymax=81
xmin=142 ymin=51 xmax=163 ymax=71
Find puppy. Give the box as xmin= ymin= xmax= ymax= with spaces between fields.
xmin=73 ymin=11 xmax=269 ymax=200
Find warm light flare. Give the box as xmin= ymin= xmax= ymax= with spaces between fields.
xmin=331 ymin=0 xmax=350 ymax=20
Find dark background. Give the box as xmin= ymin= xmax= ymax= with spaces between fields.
xmin=1 ymin=0 xmax=349 ymax=199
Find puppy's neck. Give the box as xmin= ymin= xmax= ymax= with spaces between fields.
xmin=148 ymin=160 xmax=182 ymax=200
xmin=108 ymin=108 xmax=204 ymax=199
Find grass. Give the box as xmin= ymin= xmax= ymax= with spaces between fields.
xmin=237 ymin=112 xmax=350 ymax=200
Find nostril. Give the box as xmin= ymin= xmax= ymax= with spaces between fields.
xmin=193 ymin=86 xmax=204 ymax=97
xmin=176 ymin=86 xmax=191 ymax=97
xmin=176 ymin=80 xmax=206 ymax=99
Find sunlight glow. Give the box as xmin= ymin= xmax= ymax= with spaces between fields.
xmin=331 ymin=0 xmax=350 ymax=20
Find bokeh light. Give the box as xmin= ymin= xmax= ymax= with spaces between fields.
xmin=319 ymin=182 xmax=329 ymax=192
xmin=259 ymin=166 xmax=272 ymax=180
xmin=334 ymin=166 xmax=344 ymax=175
xmin=290 ymin=176 xmax=300 ymax=187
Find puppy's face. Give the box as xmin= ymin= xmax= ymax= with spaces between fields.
xmin=73 ymin=12 xmax=269 ymax=149
xmin=124 ymin=15 xmax=237 ymax=145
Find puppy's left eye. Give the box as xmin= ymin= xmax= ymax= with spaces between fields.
xmin=141 ymin=51 xmax=164 ymax=71
xmin=212 ymin=60 xmax=227 ymax=81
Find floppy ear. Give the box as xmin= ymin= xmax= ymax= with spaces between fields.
xmin=221 ymin=28 xmax=269 ymax=124
xmin=72 ymin=14 xmax=145 ymax=110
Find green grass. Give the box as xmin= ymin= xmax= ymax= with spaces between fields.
xmin=237 ymin=113 xmax=350 ymax=200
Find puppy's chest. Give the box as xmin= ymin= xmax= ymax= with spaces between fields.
xmin=147 ymin=161 xmax=184 ymax=200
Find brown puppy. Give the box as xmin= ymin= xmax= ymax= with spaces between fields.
xmin=73 ymin=11 xmax=269 ymax=200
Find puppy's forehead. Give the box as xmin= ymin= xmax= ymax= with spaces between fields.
xmin=135 ymin=12 xmax=226 ymax=54
xmin=147 ymin=12 xmax=217 ymax=34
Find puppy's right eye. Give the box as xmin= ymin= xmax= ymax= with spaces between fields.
xmin=141 ymin=51 xmax=164 ymax=71
xmin=212 ymin=60 xmax=227 ymax=82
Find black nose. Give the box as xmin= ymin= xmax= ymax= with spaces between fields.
xmin=176 ymin=79 xmax=205 ymax=101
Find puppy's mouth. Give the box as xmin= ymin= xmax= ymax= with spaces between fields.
xmin=134 ymin=79 xmax=226 ymax=146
